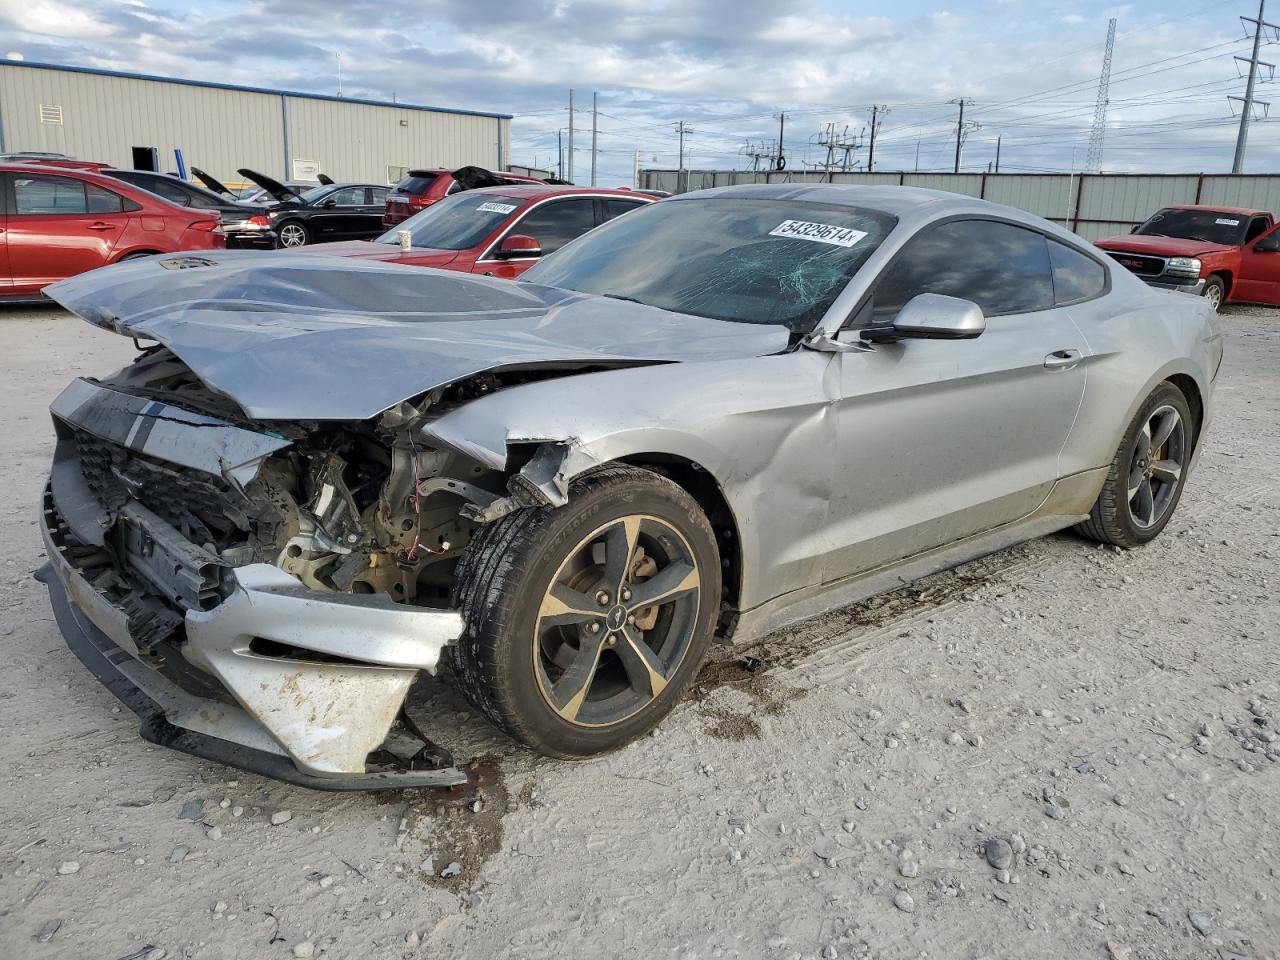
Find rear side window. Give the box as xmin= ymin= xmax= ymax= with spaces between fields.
xmin=395 ymin=175 xmax=436 ymax=195
xmin=1048 ymin=240 xmax=1106 ymax=305
xmin=602 ymin=199 xmax=647 ymax=222
xmin=873 ymin=219 xmax=1055 ymax=321
xmin=14 ymin=174 xmax=88 ymax=214
xmin=86 ymin=184 xmax=128 ymax=213
xmin=512 ymin=199 xmax=598 ymax=254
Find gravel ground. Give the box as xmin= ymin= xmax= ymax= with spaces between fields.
xmin=0 ymin=303 xmax=1276 ymax=960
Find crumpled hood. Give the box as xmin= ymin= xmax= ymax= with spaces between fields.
xmin=1095 ymin=234 xmax=1235 ymax=258
xmin=45 ymin=252 xmax=790 ymax=422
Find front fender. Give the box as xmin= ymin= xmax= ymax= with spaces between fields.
xmin=422 ymin=353 xmax=838 ymax=609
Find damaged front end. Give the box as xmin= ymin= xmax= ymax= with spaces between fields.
xmin=36 ymin=350 xmax=537 ymax=789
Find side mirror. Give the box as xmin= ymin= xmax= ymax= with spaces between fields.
xmin=1254 ymin=234 xmax=1280 ymax=253
xmin=1130 ymin=225 xmax=1141 ymax=234
xmin=497 ymin=234 xmax=542 ymax=259
xmin=863 ymin=293 xmax=986 ymax=343
xmin=321 ymin=198 xmax=337 ymax=208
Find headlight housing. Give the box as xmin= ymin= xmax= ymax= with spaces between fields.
xmin=1165 ymin=256 xmax=1202 ymax=278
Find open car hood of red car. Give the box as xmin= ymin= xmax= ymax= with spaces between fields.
xmin=44 ymin=252 xmax=790 ymax=422
xmin=1095 ymin=234 xmax=1235 ymax=258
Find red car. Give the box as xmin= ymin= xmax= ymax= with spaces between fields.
xmin=299 ymin=185 xmax=654 ymax=279
xmin=1095 ymin=204 xmax=1280 ymax=310
xmin=382 ymin=166 xmax=546 ymax=228
xmin=1 ymin=163 xmax=225 ymax=300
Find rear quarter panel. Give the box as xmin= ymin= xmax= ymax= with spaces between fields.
xmin=1064 ymin=276 xmax=1220 ymax=477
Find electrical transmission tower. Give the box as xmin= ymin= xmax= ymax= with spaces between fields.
xmin=1085 ymin=18 xmax=1117 ymax=174
xmin=1232 ymin=0 xmax=1280 ymax=172
xmin=739 ymin=139 xmax=781 ymax=172
xmin=816 ymin=123 xmax=864 ymax=173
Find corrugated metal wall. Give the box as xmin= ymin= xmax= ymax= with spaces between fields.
xmin=640 ymin=168 xmax=1280 ymax=241
xmin=0 ymin=63 xmax=510 ymax=186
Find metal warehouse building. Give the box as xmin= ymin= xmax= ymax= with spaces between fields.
xmin=0 ymin=59 xmax=513 ymax=186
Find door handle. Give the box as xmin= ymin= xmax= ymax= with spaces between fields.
xmin=87 ymin=222 xmax=118 ymax=231
xmin=1044 ymin=349 xmax=1082 ymax=370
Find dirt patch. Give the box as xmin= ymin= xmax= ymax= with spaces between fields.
xmin=378 ymin=756 xmax=512 ymax=891
xmin=689 ymin=655 xmax=808 ymax=741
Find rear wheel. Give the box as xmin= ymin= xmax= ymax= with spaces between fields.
xmin=452 ymin=465 xmax=721 ymax=758
xmin=277 ymin=221 xmax=309 ymax=248
xmin=1076 ymin=383 xmax=1193 ymax=547
xmin=1202 ymin=275 xmax=1225 ymax=311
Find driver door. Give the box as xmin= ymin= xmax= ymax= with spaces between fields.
xmin=822 ymin=218 xmax=1089 ymax=582
xmin=1233 ymin=220 xmax=1280 ymax=305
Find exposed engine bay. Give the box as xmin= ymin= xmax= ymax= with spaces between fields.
xmin=81 ymin=347 xmax=525 ymax=623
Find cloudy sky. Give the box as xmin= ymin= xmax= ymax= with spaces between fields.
xmin=2 ymin=0 xmax=1277 ymax=183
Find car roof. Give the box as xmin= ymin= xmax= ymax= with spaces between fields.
xmin=1164 ymin=204 xmax=1270 ymax=217
xmin=466 ymin=184 xmax=656 ymax=201
xmin=676 ymin=182 xmax=982 ymax=215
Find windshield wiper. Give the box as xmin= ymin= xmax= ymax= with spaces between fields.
xmin=601 ymin=293 xmax=644 ymax=304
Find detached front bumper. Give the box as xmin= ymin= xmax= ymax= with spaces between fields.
xmin=39 ymin=489 xmax=467 ymax=789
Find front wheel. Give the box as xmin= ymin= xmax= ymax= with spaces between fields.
xmin=452 ymin=465 xmax=721 ymax=758
xmin=1202 ymin=275 xmax=1225 ymax=312
xmin=276 ymin=221 xmax=310 ymax=248
xmin=1076 ymin=383 xmax=1194 ymax=547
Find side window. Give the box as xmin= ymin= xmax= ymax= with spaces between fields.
xmin=1048 ymin=240 xmax=1106 ymax=305
xmin=510 ymin=199 xmax=597 ymax=254
xmin=369 ymin=187 xmax=389 ymax=204
xmin=325 ymin=187 xmax=363 ymax=206
xmin=1246 ymin=216 xmax=1271 ymax=242
xmin=872 ymin=219 xmax=1055 ymax=322
xmin=184 ymin=186 xmax=223 ymax=209
xmin=601 ymin=199 xmax=647 ymax=222
xmin=148 ymin=179 xmax=192 ymax=206
xmin=85 ymin=184 xmax=127 ymax=214
xmin=14 ymin=174 xmax=88 ymax=215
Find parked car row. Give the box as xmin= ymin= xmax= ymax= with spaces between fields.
xmin=4 ymin=154 xmax=1280 ymax=310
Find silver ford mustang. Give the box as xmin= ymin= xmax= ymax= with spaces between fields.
xmin=38 ymin=184 xmax=1222 ymax=788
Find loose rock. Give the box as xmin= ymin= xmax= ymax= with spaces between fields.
xmin=893 ymin=890 xmax=915 ymax=913
xmin=292 ymin=941 xmax=314 ymax=958
xmin=56 ymin=861 xmax=80 ymax=875
xmin=984 ymin=838 xmax=1013 ymax=870
xmin=1188 ymin=910 xmax=1213 ymax=936
xmin=270 ymin=810 xmax=293 ymax=826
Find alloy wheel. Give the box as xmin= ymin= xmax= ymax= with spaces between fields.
xmin=278 ymin=223 xmax=307 ymax=247
xmin=532 ymin=515 xmax=702 ymax=727
xmin=1127 ymin=404 xmax=1185 ymax=529
xmin=1205 ymin=285 xmax=1222 ymax=310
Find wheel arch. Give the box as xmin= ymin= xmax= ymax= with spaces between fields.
xmin=112 ymin=248 xmax=162 ymax=262
xmin=1164 ymin=372 xmax=1204 ymax=450
xmin=614 ymin=452 xmax=744 ymax=636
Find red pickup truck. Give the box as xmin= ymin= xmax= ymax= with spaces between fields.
xmin=1095 ymin=205 xmax=1280 ymax=310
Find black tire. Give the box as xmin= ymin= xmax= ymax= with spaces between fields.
xmin=276 ymin=220 xmax=310 ymax=248
xmin=119 ymin=251 xmax=159 ymax=261
xmin=452 ymin=464 xmax=721 ymax=758
xmin=1076 ymin=382 xmax=1194 ymax=548
xmin=1203 ymin=275 xmax=1225 ymax=312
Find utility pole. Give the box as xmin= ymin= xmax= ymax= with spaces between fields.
xmin=590 ymin=92 xmax=598 ymax=186
xmin=867 ymin=104 xmax=888 ymax=172
xmin=557 ymin=129 xmax=563 ymax=180
xmin=950 ymin=98 xmax=977 ymax=173
xmin=1086 ymin=18 xmax=1117 ymax=174
xmin=994 ymin=135 xmax=1002 ymax=173
xmin=949 ymin=99 xmax=981 ymax=173
xmin=914 ymin=137 xmax=921 ymax=172
xmin=1232 ymin=0 xmax=1278 ymax=172
xmin=335 ymin=52 xmax=343 ymax=98
xmin=633 ymin=149 xmax=640 ymax=189
xmin=676 ymin=121 xmax=690 ymax=193
xmin=567 ymin=89 xmax=575 ymax=184
xmin=776 ymin=113 xmax=787 ymax=169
